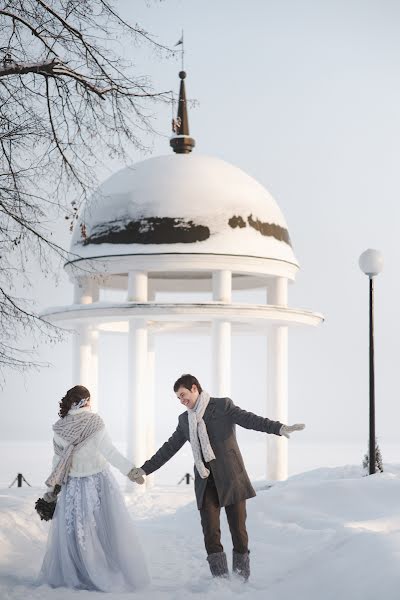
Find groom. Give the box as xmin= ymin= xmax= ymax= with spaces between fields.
xmin=129 ymin=374 xmax=305 ymax=580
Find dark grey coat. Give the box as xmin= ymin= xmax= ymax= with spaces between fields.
xmin=141 ymin=397 xmax=283 ymax=509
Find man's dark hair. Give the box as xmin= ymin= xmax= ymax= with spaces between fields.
xmin=173 ymin=374 xmax=203 ymax=394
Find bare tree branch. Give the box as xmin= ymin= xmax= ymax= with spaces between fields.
xmin=0 ymin=0 xmax=173 ymax=376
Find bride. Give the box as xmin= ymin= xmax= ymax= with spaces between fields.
xmin=38 ymin=385 xmax=149 ymax=592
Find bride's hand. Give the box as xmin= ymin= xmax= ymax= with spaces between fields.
xmin=127 ymin=467 xmax=146 ymax=485
xmin=43 ymin=490 xmax=58 ymax=503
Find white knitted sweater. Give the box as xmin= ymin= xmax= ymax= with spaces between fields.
xmin=50 ymin=407 xmax=133 ymax=480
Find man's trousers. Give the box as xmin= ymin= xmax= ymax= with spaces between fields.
xmin=199 ymin=478 xmax=248 ymax=555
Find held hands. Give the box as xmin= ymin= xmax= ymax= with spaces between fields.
xmin=279 ymin=423 xmax=305 ymax=439
xmin=127 ymin=467 xmax=146 ymax=485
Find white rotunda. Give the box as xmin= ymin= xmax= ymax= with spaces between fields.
xmin=43 ymin=72 xmax=323 ymax=482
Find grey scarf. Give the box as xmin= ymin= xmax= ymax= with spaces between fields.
xmin=45 ymin=410 xmax=104 ymax=487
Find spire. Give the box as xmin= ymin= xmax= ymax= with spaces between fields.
xmin=170 ymin=71 xmax=195 ymax=154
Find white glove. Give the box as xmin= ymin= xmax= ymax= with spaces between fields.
xmin=43 ymin=490 xmax=58 ymax=503
xmin=279 ymin=423 xmax=305 ymax=439
xmin=127 ymin=467 xmax=146 ymax=485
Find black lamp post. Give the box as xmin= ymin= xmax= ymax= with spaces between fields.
xmin=359 ymin=249 xmax=383 ymax=475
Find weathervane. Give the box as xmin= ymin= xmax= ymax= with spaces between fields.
xmin=174 ymin=29 xmax=185 ymax=71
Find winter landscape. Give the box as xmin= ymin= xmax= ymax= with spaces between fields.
xmin=2 ymin=0 xmax=400 ymax=598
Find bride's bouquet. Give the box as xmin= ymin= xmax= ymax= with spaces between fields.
xmin=35 ymin=485 xmax=61 ymax=521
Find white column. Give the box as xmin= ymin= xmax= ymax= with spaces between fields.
xmin=146 ymin=335 xmax=156 ymax=488
xmin=72 ymin=325 xmax=99 ymax=412
xmin=266 ymin=277 xmax=289 ymax=480
xmin=212 ymin=270 xmax=232 ymax=303
xmin=267 ymin=276 xmax=288 ymax=306
xmin=88 ymin=328 xmax=99 ymax=413
xmin=73 ymin=324 xmax=89 ymax=384
xmin=74 ymin=277 xmax=99 ymax=304
xmin=212 ymin=321 xmax=231 ymax=396
xmin=127 ymin=271 xmax=148 ymax=302
xmin=127 ymin=319 xmax=148 ymax=470
xmin=212 ymin=271 xmax=232 ymax=396
xmin=126 ymin=271 xmax=149 ymax=484
xmin=72 ymin=277 xmax=99 ymax=411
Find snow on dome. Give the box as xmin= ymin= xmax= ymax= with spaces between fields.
xmin=70 ymin=154 xmax=298 ymax=266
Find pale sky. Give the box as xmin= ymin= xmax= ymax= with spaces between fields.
xmin=1 ymin=1 xmax=400 ymax=473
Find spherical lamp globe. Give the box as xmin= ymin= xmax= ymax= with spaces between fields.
xmin=359 ymin=249 xmax=384 ymax=277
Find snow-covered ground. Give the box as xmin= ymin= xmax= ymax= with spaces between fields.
xmin=1 ymin=464 xmax=400 ymax=599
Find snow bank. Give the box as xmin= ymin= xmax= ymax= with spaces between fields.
xmin=1 ymin=465 xmax=400 ymax=599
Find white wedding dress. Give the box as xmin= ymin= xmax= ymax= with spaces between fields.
xmin=38 ymin=407 xmax=149 ymax=592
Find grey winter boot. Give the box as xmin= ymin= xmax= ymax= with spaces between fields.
xmin=207 ymin=551 xmax=229 ymax=578
xmin=232 ymin=550 xmax=250 ymax=581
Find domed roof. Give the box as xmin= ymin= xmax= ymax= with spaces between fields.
xmin=71 ymin=153 xmax=298 ymax=267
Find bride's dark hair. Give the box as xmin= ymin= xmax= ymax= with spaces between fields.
xmin=58 ymin=385 xmax=90 ymax=418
